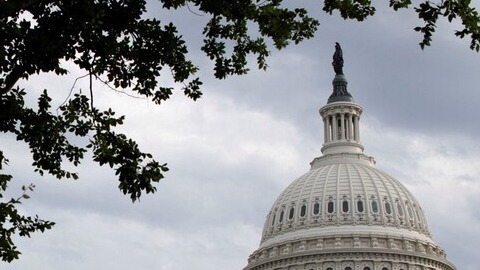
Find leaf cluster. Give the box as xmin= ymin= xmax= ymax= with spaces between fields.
xmin=323 ymin=0 xmax=376 ymax=21
xmin=321 ymin=0 xmax=480 ymax=51
xmin=1 ymin=88 xmax=167 ymax=202
xmin=414 ymin=0 xmax=480 ymax=51
xmin=0 ymin=0 xmax=201 ymax=101
xmin=0 ymin=0 xmax=320 ymax=98
xmin=0 ymin=152 xmax=55 ymax=263
xmin=192 ymin=0 xmax=320 ymax=77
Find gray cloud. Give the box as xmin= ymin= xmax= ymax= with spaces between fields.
xmin=2 ymin=3 xmax=479 ymax=270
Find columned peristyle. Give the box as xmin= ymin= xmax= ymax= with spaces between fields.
xmin=320 ymin=101 xmax=363 ymax=155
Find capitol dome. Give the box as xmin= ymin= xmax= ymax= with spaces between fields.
xmin=243 ymin=44 xmax=456 ymax=270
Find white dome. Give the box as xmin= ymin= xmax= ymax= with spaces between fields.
xmin=260 ymin=154 xmax=431 ymax=248
xmin=245 ymin=116 xmax=456 ymax=270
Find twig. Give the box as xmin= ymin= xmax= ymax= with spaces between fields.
xmin=57 ymin=73 xmax=89 ymax=110
xmin=94 ymin=75 xmax=145 ymax=99
xmin=187 ymin=2 xmax=204 ymax=17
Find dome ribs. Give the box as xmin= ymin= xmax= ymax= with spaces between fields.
xmin=260 ymin=162 xmax=434 ymax=245
xmin=352 ymin=163 xmax=372 ymax=224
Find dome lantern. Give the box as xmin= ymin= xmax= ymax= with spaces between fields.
xmin=320 ymin=43 xmax=364 ymax=156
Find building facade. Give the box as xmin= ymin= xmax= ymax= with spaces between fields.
xmin=243 ymin=44 xmax=456 ymax=270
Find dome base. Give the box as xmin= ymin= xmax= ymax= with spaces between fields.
xmin=311 ymin=152 xmax=375 ymax=169
xmin=244 ymin=249 xmax=456 ymax=270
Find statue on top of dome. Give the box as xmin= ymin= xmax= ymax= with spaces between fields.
xmin=332 ymin=42 xmax=344 ymax=75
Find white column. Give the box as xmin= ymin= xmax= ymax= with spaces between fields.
xmin=323 ymin=117 xmax=328 ymax=143
xmin=327 ymin=116 xmax=331 ymax=142
xmin=348 ymin=114 xmax=353 ymax=141
xmin=332 ymin=114 xmax=337 ymax=141
xmin=340 ymin=113 xmax=345 ymax=140
xmin=354 ymin=115 xmax=360 ymax=142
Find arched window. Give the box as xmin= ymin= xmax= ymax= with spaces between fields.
xmin=385 ymin=201 xmax=392 ymax=214
xmin=279 ymin=209 xmax=284 ymax=223
xmin=371 ymin=200 xmax=379 ymax=213
xmin=326 ymin=268 xmax=333 ymax=270
xmin=357 ymin=199 xmax=364 ymax=213
xmin=363 ymin=267 xmax=371 ymax=270
xmin=313 ymin=202 xmax=320 ymax=215
xmin=345 ymin=267 xmax=352 ymax=270
xmin=327 ymin=201 xmax=335 ymax=213
xmin=300 ymin=205 xmax=307 ymax=217
xmin=271 ymin=213 xmax=276 ymax=226
xmin=288 ymin=207 xmax=295 ymax=220
xmin=382 ymin=268 xmax=389 ymax=270
xmin=342 ymin=200 xmax=349 ymax=213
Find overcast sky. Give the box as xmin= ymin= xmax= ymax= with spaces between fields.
xmin=2 ymin=1 xmax=480 ymax=270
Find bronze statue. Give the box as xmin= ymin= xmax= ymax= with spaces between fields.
xmin=332 ymin=42 xmax=343 ymax=75
xmin=327 ymin=42 xmax=353 ymax=103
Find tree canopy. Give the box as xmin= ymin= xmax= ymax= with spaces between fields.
xmin=1 ymin=0 xmax=479 ymax=263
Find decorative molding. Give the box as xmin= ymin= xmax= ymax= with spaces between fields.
xmin=245 ymin=249 xmax=454 ymax=270
xmin=247 ymin=234 xmax=452 ymax=270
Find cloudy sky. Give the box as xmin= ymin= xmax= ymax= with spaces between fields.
xmin=2 ymin=1 xmax=480 ymax=270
